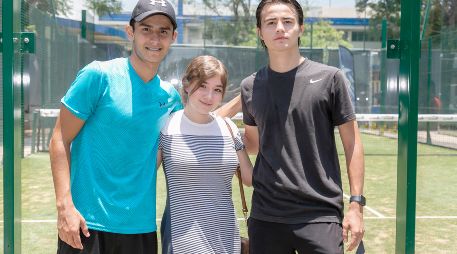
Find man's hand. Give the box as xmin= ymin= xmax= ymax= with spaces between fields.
xmin=57 ymin=205 xmax=90 ymax=250
xmin=342 ymin=202 xmax=365 ymax=251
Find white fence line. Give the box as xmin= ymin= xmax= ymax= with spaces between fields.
xmin=232 ymin=113 xmax=457 ymax=122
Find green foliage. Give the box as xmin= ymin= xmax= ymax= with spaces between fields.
xmin=357 ymin=0 xmax=457 ymax=42
xmin=355 ymin=0 xmax=401 ymax=39
xmin=427 ymin=0 xmax=443 ymax=38
xmin=202 ymin=0 xmax=251 ymax=18
xmin=86 ymin=0 xmax=122 ymax=17
xmin=25 ymin=0 xmax=122 ymax=17
xmin=301 ymin=21 xmax=352 ymax=48
xmin=26 ymin=0 xmax=72 ymax=16
xmin=441 ymin=0 xmax=457 ymax=28
xmin=201 ymin=2 xmax=350 ymax=48
xmin=202 ymin=0 xmax=254 ymax=46
xmin=203 ymin=18 xmax=257 ymax=46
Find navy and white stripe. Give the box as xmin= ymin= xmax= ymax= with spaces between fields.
xmin=159 ymin=110 xmax=243 ymax=254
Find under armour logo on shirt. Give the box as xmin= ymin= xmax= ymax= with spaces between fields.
xmin=150 ymin=0 xmax=167 ymax=6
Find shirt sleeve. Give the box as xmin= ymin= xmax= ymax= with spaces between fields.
xmin=61 ymin=61 xmax=106 ymax=121
xmin=331 ymin=70 xmax=356 ymax=126
xmin=241 ymin=80 xmax=256 ymax=126
xmin=170 ymin=86 xmax=184 ymax=113
xmin=158 ymin=132 xmax=164 ymax=150
xmin=224 ymin=117 xmax=245 ymax=151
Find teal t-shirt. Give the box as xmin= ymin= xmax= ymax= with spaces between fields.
xmin=62 ymin=58 xmax=182 ymax=233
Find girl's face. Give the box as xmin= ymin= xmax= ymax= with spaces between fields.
xmin=186 ymin=75 xmax=224 ymax=115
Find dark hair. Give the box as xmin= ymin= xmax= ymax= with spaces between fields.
xmin=181 ymin=55 xmax=228 ymax=103
xmin=256 ymin=0 xmax=304 ymax=48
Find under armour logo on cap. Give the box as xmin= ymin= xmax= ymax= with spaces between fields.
xmin=150 ymin=0 xmax=167 ymax=6
xmin=130 ymin=0 xmax=177 ymax=29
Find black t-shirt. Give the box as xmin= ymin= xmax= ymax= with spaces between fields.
xmin=241 ymin=58 xmax=355 ymax=224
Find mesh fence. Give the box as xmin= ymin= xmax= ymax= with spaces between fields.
xmin=22 ymin=5 xmax=126 ymax=154
xmin=415 ymin=27 xmax=457 ymax=254
xmin=356 ymin=29 xmax=457 ymax=151
xmin=14 ymin=10 xmax=457 ymax=154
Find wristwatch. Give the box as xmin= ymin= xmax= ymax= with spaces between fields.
xmin=349 ymin=195 xmax=366 ymax=206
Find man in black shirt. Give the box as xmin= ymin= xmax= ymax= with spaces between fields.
xmin=241 ymin=1 xmax=366 ymax=253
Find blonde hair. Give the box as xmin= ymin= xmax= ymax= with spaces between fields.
xmin=181 ymin=55 xmax=228 ymax=103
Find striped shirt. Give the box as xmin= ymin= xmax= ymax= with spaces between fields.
xmin=159 ymin=110 xmax=244 ymax=254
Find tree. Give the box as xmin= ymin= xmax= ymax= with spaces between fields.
xmin=356 ymin=0 xmax=457 ymax=41
xmin=202 ymin=0 xmax=255 ymax=45
xmin=86 ymin=0 xmax=122 ymax=17
xmin=26 ymin=0 xmax=122 ymax=17
xmin=441 ymin=0 xmax=457 ymax=29
xmin=427 ymin=0 xmax=443 ymax=38
xmin=355 ymin=0 xmax=401 ymax=39
xmin=302 ymin=21 xmax=352 ymax=48
xmin=26 ymin=0 xmax=72 ymax=16
xmin=203 ymin=18 xmax=257 ymax=46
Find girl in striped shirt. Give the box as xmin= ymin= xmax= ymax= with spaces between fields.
xmin=157 ymin=55 xmax=253 ymax=254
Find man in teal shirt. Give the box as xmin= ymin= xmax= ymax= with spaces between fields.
xmin=50 ymin=0 xmax=182 ymax=253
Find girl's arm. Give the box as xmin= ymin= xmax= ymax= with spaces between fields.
xmin=156 ymin=149 xmax=163 ymax=169
xmin=224 ymin=117 xmax=253 ymax=186
xmin=237 ymin=149 xmax=253 ymax=187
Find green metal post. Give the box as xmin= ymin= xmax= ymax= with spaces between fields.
xmin=21 ymin=55 xmax=25 ymax=158
xmin=380 ymin=19 xmax=387 ymax=113
xmin=426 ymin=38 xmax=432 ymax=144
xmin=2 ymin=0 xmax=23 ymax=253
xmin=395 ymin=0 xmax=421 ymax=253
xmin=20 ymin=1 xmax=26 ymax=157
xmin=421 ymin=0 xmax=432 ymax=41
xmin=380 ymin=18 xmax=387 ymax=134
xmin=81 ymin=10 xmax=87 ymax=40
xmin=423 ymin=0 xmax=432 ymax=144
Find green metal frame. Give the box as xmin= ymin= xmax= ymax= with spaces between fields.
xmin=81 ymin=10 xmax=87 ymax=40
xmin=395 ymin=0 xmax=421 ymax=253
xmin=426 ymin=38 xmax=432 ymax=144
xmin=2 ymin=0 xmax=23 ymax=253
xmin=380 ymin=18 xmax=387 ymax=114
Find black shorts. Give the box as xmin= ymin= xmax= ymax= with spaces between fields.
xmin=248 ymin=218 xmax=343 ymax=254
xmin=57 ymin=229 xmax=157 ymax=254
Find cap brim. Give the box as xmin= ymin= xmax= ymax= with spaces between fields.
xmin=133 ymin=11 xmax=177 ymax=29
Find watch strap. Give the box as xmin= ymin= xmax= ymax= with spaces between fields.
xmin=349 ymin=195 xmax=366 ymax=206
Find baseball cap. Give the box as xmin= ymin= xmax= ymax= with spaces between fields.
xmin=130 ymin=0 xmax=177 ymax=30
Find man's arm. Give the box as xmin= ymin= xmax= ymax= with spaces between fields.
xmin=338 ymin=119 xmax=365 ymax=252
xmin=215 ymin=94 xmax=241 ymax=118
xmin=49 ymin=105 xmax=90 ymax=250
xmin=216 ymin=94 xmax=259 ymax=155
xmin=244 ymin=124 xmax=259 ymax=155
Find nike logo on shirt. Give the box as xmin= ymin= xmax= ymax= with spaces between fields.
xmin=310 ymin=78 xmax=323 ymax=84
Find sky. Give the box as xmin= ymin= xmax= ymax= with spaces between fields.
xmin=121 ymin=0 xmax=356 ymax=12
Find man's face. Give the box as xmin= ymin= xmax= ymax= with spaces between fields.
xmin=126 ymin=14 xmax=177 ymax=65
xmin=258 ymin=3 xmax=304 ymax=52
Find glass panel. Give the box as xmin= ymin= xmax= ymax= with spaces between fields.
xmin=415 ymin=30 xmax=457 ymax=254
